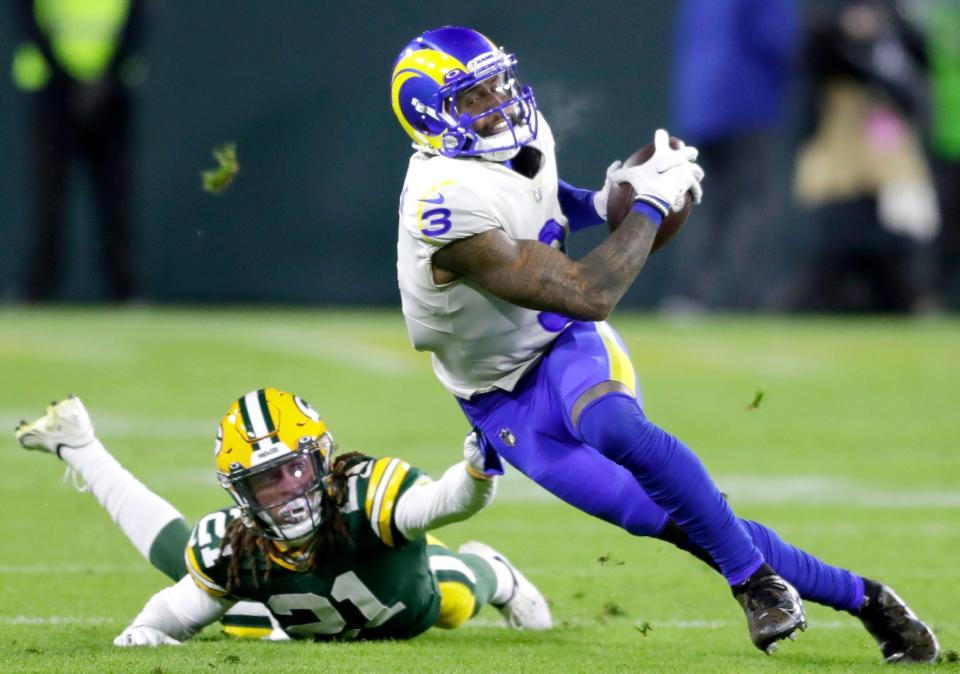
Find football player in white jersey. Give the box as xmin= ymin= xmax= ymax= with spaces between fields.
xmin=392 ymin=26 xmax=939 ymax=661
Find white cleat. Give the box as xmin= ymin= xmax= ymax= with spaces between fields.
xmin=15 ymin=395 xmax=95 ymax=457
xmin=459 ymin=541 xmax=552 ymax=631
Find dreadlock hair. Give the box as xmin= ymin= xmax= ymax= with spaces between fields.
xmin=221 ymin=451 xmax=368 ymax=592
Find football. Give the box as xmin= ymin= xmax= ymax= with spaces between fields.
xmin=606 ymin=139 xmax=694 ymax=253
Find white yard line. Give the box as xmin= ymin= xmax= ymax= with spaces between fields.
xmin=0 ymin=564 xmax=145 ymax=574
xmin=235 ymin=326 xmax=419 ymax=375
xmin=463 ymin=617 xmax=958 ymax=630
xmin=494 ymin=471 xmax=960 ymax=508
xmin=460 ymin=617 xmax=861 ymax=630
xmin=0 ymin=336 xmax=137 ymax=365
xmin=7 ymin=400 xmax=957 ymax=510
xmin=715 ymin=474 xmax=960 ymax=508
xmin=1 ymin=411 xmax=213 ymax=439
xmin=636 ymin=340 xmax=837 ymax=378
xmin=7 ymin=614 xmax=955 ymax=632
xmin=2 ymin=616 xmax=119 ymax=625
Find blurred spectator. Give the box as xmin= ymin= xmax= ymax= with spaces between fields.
xmin=922 ymin=0 xmax=960 ymax=308
xmin=11 ymin=0 xmax=148 ymax=302
xmin=666 ymin=0 xmax=800 ymax=313
xmin=789 ymin=0 xmax=939 ymax=313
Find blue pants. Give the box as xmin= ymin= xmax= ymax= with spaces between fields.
xmin=459 ymin=321 xmax=863 ymax=611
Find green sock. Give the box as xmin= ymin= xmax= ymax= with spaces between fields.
xmin=147 ymin=517 xmax=192 ymax=581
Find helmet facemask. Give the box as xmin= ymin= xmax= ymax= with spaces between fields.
xmin=392 ymin=27 xmax=540 ymax=161
xmin=219 ymin=433 xmax=334 ymax=545
xmin=442 ymin=65 xmax=538 ymax=161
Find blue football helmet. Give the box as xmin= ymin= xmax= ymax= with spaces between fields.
xmin=391 ymin=26 xmax=539 ymax=161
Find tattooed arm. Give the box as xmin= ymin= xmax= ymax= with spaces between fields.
xmin=431 ymin=210 xmax=658 ymax=321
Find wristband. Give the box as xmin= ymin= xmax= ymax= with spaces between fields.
xmin=465 ymin=463 xmax=493 ymax=480
xmin=631 ymin=200 xmax=665 ymax=228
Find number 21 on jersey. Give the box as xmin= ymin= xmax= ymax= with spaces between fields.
xmin=268 ymin=571 xmax=405 ymax=639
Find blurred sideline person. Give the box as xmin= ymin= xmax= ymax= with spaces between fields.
xmin=922 ymin=0 xmax=960 ymax=307
xmin=666 ymin=0 xmax=800 ymax=312
xmin=15 ymin=391 xmax=551 ymax=644
xmin=391 ymin=26 xmax=939 ymax=661
xmin=790 ymin=0 xmax=939 ymax=313
xmin=11 ymin=0 xmax=148 ymax=302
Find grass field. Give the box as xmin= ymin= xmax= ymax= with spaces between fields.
xmin=0 ymin=308 xmax=957 ymax=673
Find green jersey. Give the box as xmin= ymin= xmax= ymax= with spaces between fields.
xmin=185 ymin=455 xmax=441 ymax=641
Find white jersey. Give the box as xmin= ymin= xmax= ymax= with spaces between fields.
xmin=397 ymin=115 xmax=570 ymax=399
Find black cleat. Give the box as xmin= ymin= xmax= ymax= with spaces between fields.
xmin=855 ymin=579 xmax=940 ymax=664
xmin=733 ymin=565 xmax=807 ymax=655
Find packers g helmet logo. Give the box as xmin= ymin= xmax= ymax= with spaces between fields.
xmin=214 ymin=388 xmax=334 ymax=542
xmin=215 ymin=389 xmax=330 ymax=475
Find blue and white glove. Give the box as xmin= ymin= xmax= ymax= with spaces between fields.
xmin=610 ymin=129 xmax=704 ymax=216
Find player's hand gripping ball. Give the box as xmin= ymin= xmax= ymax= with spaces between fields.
xmin=606 ymin=138 xmax=695 ymax=253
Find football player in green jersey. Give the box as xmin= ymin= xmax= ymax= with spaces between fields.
xmin=15 ymin=389 xmax=552 ymax=644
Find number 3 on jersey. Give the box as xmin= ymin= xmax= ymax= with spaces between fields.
xmin=415 ymin=182 xmax=456 ymax=238
xmin=420 ymin=207 xmax=452 ymax=237
xmin=537 ymin=219 xmax=572 ymax=333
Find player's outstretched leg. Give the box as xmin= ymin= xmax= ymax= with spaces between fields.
xmin=854 ymin=580 xmax=940 ymax=664
xmin=16 ymin=396 xmax=285 ymax=640
xmin=576 ymin=392 xmax=805 ymax=652
xmin=16 ymin=395 xmax=190 ymax=580
xmin=661 ymin=517 xmax=863 ymax=610
xmin=457 ymin=541 xmax=552 ymax=630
